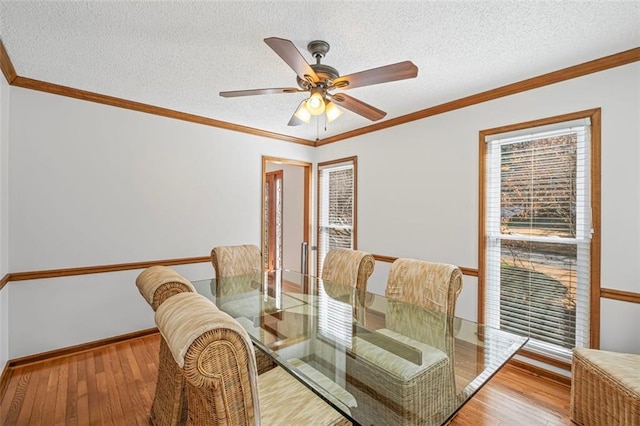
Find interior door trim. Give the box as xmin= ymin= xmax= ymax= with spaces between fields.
xmin=262 ymin=156 xmax=312 ymax=273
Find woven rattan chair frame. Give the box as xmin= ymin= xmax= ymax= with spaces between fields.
xmin=346 ymin=351 xmax=453 ymax=425
xmin=183 ymin=328 xmax=258 ymax=425
xmin=135 ymin=266 xmax=195 ymax=426
xmin=153 ymin=340 xmax=189 ymax=426
xmin=571 ymin=348 xmax=640 ymax=425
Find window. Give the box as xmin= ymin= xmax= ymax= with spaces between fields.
xmin=317 ymin=157 xmax=357 ymax=276
xmin=480 ymin=109 xmax=600 ymax=363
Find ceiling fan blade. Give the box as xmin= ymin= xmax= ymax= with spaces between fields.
xmin=219 ymin=87 xmax=301 ymax=98
xmin=264 ymin=37 xmax=319 ymax=84
xmin=333 ymin=61 xmax=418 ymax=90
xmin=329 ymin=93 xmax=387 ymax=121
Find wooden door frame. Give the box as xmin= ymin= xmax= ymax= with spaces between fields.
xmin=262 ymin=156 xmax=312 ymax=273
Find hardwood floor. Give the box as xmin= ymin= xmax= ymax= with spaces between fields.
xmin=0 ymin=333 xmax=572 ymax=425
xmin=450 ymin=364 xmax=572 ymax=426
xmin=1 ymin=335 xmax=159 ymax=426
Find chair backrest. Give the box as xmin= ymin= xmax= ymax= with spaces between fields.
xmin=155 ymin=292 xmax=261 ymax=425
xmin=385 ymin=258 xmax=463 ymax=316
xmin=211 ymin=244 xmax=262 ymax=278
xmin=136 ymin=266 xmax=195 ymax=425
xmin=135 ymin=265 xmax=196 ymax=311
xmin=321 ymin=248 xmax=375 ymax=297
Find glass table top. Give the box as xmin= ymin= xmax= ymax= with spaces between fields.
xmin=192 ymin=270 xmax=527 ymax=426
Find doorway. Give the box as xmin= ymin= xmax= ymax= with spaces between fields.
xmin=262 ymin=156 xmax=312 ymax=273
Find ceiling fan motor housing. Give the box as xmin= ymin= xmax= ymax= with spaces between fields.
xmin=297 ymin=63 xmax=340 ymax=89
xmin=297 ymin=40 xmax=343 ymax=90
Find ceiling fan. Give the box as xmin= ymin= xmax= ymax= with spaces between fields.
xmin=219 ymin=37 xmax=419 ymax=126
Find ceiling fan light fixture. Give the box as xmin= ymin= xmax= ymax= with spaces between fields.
xmin=293 ymin=102 xmax=312 ymax=123
xmin=325 ymin=101 xmax=343 ymax=123
xmin=306 ymin=90 xmax=325 ymax=116
xmin=221 ymin=37 xmax=419 ymax=126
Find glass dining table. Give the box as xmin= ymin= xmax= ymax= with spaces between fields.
xmin=191 ymin=270 xmax=527 ymax=426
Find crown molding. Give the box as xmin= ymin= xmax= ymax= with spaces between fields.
xmin=316 ymin=47 xmax=640 ymax=146
xmin=1 ymin=41 xmax=638 ymax=146
xmin=11 ymin=75 xmax=315 ymax=146
xmin=0 ymin=40 xmax=17 ymax=84
xmin=0 ymin=38 xmax=313 ymax=146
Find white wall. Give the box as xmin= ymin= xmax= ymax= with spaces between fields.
xmin=6 ymin=87 xmax=314 ymax=357
xmin=8 ymin=262 xmax=214 ymax=357
xmin=318 ymin=62 xmax=640 ymax=354
xmin=0 ymin=72 xmax=9 ymax=368
xmin=4 ymin=62 xmax=639 ymax=359
xmin=8 ymin=89 xmax=313 ymax=272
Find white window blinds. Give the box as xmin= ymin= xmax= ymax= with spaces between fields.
xmin=318 ymin=281 xmax=353 ymax=349
xmin=484 ymin=119 xmax=591 ymax=362
xmin=318 ymin=158 xmax=356 ymax=276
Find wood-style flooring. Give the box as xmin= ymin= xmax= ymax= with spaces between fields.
xmin=0 ymin=333 xmax=572 ymax=425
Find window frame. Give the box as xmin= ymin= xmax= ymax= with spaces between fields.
xmin=316 ymin=156 xmax=358 ymax=277
xmin=478 ymin=109 xmax=601 ymax=362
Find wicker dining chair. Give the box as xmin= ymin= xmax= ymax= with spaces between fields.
xmin=135 ymin=265 xmax=196 ymax=426
xmin=385 ymin=258 xmax=463 ymax=315
xmin=321 ymin=248 xmax=375 ymax=299
xmin=571 ymin=347 xmax=640 ymax=425
xmin=345 ymin=258 xmax=463 ymax=425
xmin=211 ymin=244 xmax=262 ymax=278
xmin=210 ymin=243 xmax=276 ymax=375
xmin=154 ymin=292 xmax=350 ymax=426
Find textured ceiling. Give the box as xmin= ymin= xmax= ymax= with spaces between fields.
xmin=0 ymin=1 xmax=638 ymax=142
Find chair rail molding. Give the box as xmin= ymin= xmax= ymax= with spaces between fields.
xmin=6 ymin=256 xmax=211 ymax=282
